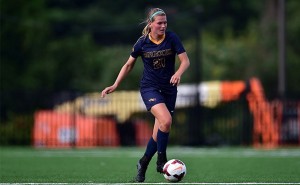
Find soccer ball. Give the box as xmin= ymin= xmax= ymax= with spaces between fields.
xmin=163 ymin=159 xmax=186 ymax=182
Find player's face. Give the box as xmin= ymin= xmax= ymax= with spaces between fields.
xmin=150 ymin=15 xmax=167 ymax=37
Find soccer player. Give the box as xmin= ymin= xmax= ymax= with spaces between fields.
xmin=101 ymin=8 xmax=190 ymax=182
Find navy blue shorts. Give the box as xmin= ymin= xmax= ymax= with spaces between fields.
xmin=140 ymin=87 xmax=177 ymax=114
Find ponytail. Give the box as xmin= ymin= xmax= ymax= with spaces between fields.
xmin=142 ymin=24 xmax=150 ymax=37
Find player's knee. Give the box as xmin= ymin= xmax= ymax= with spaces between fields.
xmin=160 ymin=116 xmax=172 ymax=132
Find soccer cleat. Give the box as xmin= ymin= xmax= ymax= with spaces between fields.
xmin=135 ymin=155 xmax=150 ymax=182
xmin=135 ymin=161 xmax=147 ymax=182
xmin=156 ymin=162 xmax=165 ymax=173
xmin=156 ymin=152 xmax=167 ymax=173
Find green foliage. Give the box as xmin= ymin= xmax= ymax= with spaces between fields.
xmin=1 ymin=0 xmax=49 ymax=91
xmin=202 ymin=29 xmax=257 ymax=81
xmin=97 ymin=45 xmax=144 ymax=90
xmin=1 ymin=0 xmax=300 ymax=128
xmin=285 ymin=0 xmax=300 ymax=98
xmin=0 ymin=114 xmax=33 ymax=145
xmin=2 ymin=0 xmax=299 ymax=94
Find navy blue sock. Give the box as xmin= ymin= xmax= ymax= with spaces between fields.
xmin=157 ymin=129 xmax=169 ymax=153
xmin=144 ymin=137 xmax=157 ymax=159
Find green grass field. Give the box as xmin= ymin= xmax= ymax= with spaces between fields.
xmin=0 ymin=147 xmax=300 ymax=184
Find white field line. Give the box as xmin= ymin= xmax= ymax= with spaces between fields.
xmin=4 ymin=147 xmax=300 ymax=158
xmin=1 ymin=182 xmax=300 ymax=185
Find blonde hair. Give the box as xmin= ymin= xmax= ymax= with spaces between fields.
xmin=142 ymin=8 xmax=166 ymax=37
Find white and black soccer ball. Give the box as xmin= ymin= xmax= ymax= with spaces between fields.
xmin=163 ymin=159 xmax=186 ymax=182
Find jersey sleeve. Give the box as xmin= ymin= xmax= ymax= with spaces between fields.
xmin=130 ymin=37 xmax=143 ymax=58
xmin=171 ymin=32 xmax=186 ymax=55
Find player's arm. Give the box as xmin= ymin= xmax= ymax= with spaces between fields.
xmin=170 ymin=52 xmax=190 ymax=86
xmin=101 ymin=56 xmax=137 ymax=98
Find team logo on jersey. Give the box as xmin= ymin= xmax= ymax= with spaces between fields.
xmin=143 ymin=49 xmax=172 ymax=58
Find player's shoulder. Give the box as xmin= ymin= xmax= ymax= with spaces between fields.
xmin=137 ymin=35 xmax=148 ymax=43
xmin=133 ymin=35 xmax=147 ymax=47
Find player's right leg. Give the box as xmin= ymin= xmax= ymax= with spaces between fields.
xmin=136 ymin=155 xmax=150 ymax=182
xmin=135 ymin=136 xmax=157 ymax=182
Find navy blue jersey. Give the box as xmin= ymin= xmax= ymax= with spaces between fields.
xmin=131 ymin=31 xmax=185 ymax=91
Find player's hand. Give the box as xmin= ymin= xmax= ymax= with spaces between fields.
xmin=101 ymin=85 xmax=117 ymax=98
xmin=170 ymin=74 xmax=181 ymax=86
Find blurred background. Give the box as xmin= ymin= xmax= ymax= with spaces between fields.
xmin=1 ymin=0 xmax=299 ymax=148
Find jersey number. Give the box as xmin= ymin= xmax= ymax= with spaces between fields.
xmin=153 ymin=58 xmax=165 ymax=69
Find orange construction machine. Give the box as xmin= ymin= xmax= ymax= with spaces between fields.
xmin=33 ymin=77 xmax=299 ymax=148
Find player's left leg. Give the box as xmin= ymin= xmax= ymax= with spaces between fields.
xmin=150 ymin=103 xmax=172 ymax=173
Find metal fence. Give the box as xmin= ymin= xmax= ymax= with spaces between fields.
xmin=1 ymin=91 xmax=299 ymax=148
